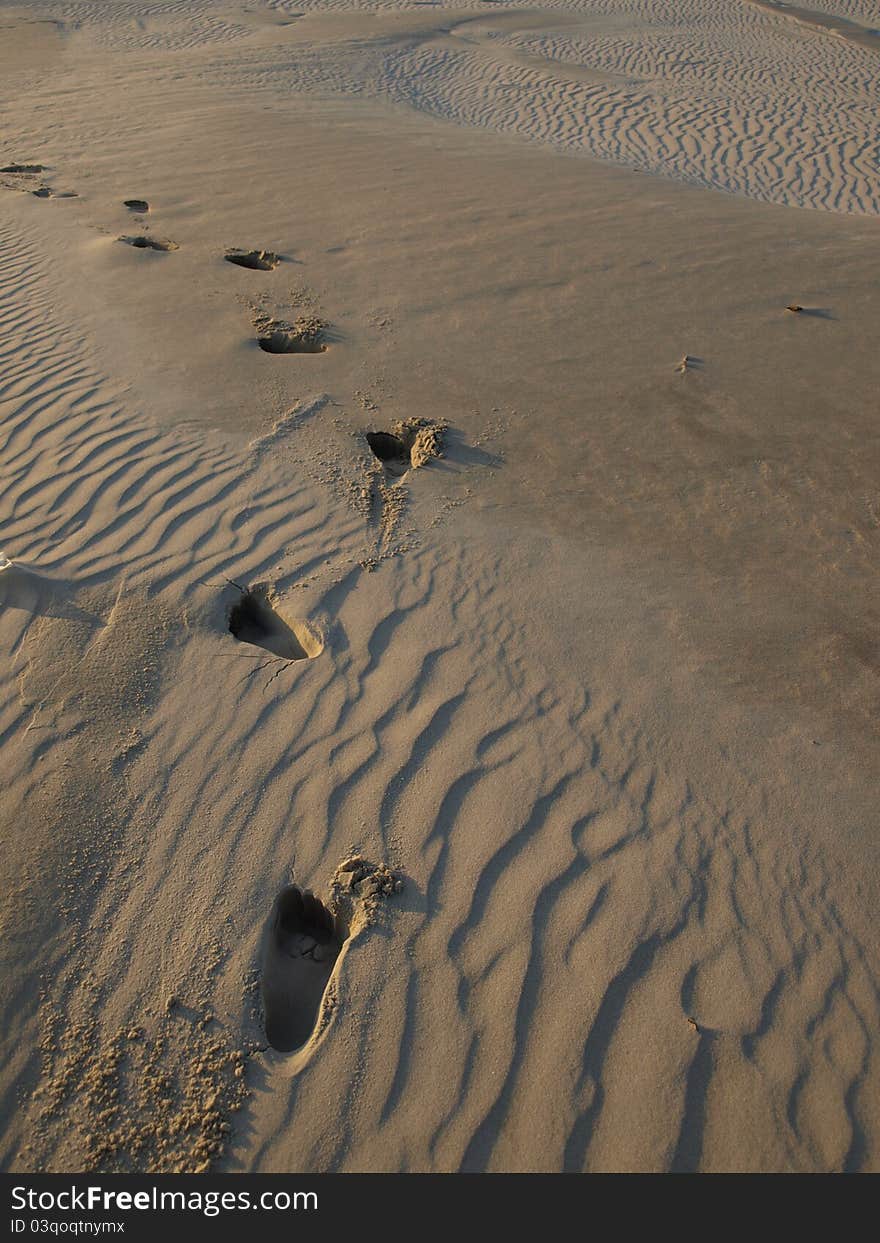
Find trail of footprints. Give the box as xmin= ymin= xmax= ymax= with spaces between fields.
xmin=2 ymin=139 xmax=840 ymax=1158
xmin=4 ymin=157 xmax=448 ymax=472
xmin=1 ymin=153 xmax=443 ymax=1069
xmin=1 ymin=161 xmax=77 ymax=200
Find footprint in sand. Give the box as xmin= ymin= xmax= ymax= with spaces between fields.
xmin=123 ymin=199 xmax=150 ymax=212
xmin=256 ymin=315 xmax=327 ymax=354
xmin=261 ymin=886 xmax=342 ymax=1053
xmin=225 ymin=248 xmax=280 ymax=271
xmin=261 ymin=861 xmax=401 ymax=1053
xmin=119 ymin=234 xmax=178 ymax=252
xmin=1 ymin=162 xmax=45 ymax=174
xmin=228 ymin=583 xmax=322 ymax=661
xmin=366 ymin=431 xmax=411 ymax=477
xmin=32 ymin=187 xmax=77 ymax=199
xmin=366 ymin=419 xmax=445 ymax=476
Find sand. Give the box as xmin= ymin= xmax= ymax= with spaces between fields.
xmin=1 ymin=0 xmax=878 ymax=1173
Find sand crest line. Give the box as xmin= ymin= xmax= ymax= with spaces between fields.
xmin=743 ymin=0 xmax=880 ymax=53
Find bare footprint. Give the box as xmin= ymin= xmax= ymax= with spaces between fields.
xmin=366 ymin=431 xmax=410 ymax=476
xmin=119 ymin=235 xmax=178 ymax=252
xmin=366 ymin=418 xmax=445 ymax=475
xmin=261 ymin=860 xmax=401 ymax=1053
xmin=256 ymin=315 xmax=327 ymax=354
xmin=225 ymin=248 xmax=280 ymax=271
xmin=32 ymin=187 xmax=77 ymax=200
xmin=261 ymin=887 xmax=342 ymax=1053
xmin=228 ymin=583 xmax=322 ymax=661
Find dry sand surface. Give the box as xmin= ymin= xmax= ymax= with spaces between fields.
xmin=1 ymin=0 xmax=879 ymax=1173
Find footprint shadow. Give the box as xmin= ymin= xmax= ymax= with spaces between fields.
xmin=794 ymin=307 xmax=834 ymax=320
xmin=436 ymin=425 xmax=502 ymax=471
xmin=366 ymin=430 xmax=410 ymax=477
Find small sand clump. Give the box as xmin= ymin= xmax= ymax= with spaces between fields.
xmin=24 ymin=1004 xmax=249 ymax=1174
xmin=331 ymin=856 xmax=402 ymax=914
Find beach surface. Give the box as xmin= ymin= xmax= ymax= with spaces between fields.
xmin=1 ymin=0 xmax=879 ymax=1172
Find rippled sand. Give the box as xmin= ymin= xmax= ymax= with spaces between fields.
xmin=1 ymin=0 xmax=878 ymax=1173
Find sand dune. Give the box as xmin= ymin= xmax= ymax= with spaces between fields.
xmin=7 ymin=1 xmax=879 ymax=211
xmin=218 ymin=1 xmax=880 ymax=213
xmin=743 ymin=2 xmax=880 ymax=57
xmin=1 ymin=0 xmax=879 ymax=1174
